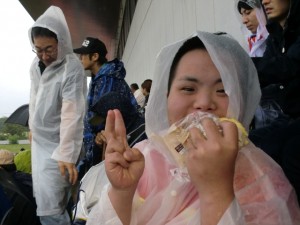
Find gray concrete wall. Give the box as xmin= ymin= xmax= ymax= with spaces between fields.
xmin=122 ymin=0 xmax=245 ymax=86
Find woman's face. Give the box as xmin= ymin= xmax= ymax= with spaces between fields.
xmin=167 ymin=49 xmax=229 ymax=125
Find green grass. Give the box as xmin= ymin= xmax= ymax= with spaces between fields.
xmin=0 ymin=144 xmax=31 ymax=153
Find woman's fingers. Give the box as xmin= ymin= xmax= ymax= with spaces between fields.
xmin=105 ymin=110 xmax=127 ymax=142
xmin=186 ymin=118 xmax=239 ymax=154
xmin=189 ymin=118 xmax=238 ymax=143
xmin=106 ymin=151 xmax=130 ymax=168
xmin=187 ymin=119 xmax=217 ymax=151
xmin=200 ymin=118 xmax=222 ymax=140
xmin=113 ymin=109 xmax=126 ymax=136
xmin=219 ymin=120 xmax=239 ymax=150
xmin=113 ymin=109 xmax=129 ymax=148
xmin=104 ymin=109 xmax=129 ymax=155
xmin=124 ymin=148 xmax=144 ymax=162
xmin=105 ymin=110 xmax=116 ymax=139
xmin=185 ymin=118 xmax=239 ymax=196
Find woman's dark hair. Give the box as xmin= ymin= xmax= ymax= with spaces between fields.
xmin=167 ymin=36 xmax=206 ymax=95
xmin=31 ymin=27 xmax=58 ymax=43
xmin=131 ymin=83 xmax=139 ymax=91
xmin=141 ymin=79 xmax=152 ymax=94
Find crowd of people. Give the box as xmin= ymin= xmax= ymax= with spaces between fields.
xmin=1 ymin=0 xmax=300 ymax=224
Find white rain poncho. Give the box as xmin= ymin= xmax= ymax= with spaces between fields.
xmin=76 ymin=31 xmax=300 ymax=224
xmin=28 ymin=6 xmax=86 ymax=216
xmin=235 ymin=0 xmax=269 ymax=57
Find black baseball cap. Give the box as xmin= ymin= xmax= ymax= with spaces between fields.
xmin=73 ymin=37 xmax=108 ymax=57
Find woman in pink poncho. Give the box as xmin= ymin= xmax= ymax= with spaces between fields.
xmin=75 ymin=31 xmax=300 ymax=225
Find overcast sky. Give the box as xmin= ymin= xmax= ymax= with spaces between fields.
xmin=0 ymin=1 xmax=34 ymax=117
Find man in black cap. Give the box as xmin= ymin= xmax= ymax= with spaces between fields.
xmin=74 ymin=37 xmax=108 ymax=75
xmin=74 ymin=37 xmax=138 ymax=179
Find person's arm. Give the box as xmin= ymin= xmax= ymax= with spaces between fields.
xmin=215 ymin=199 xmax=245 ymax=225
xmin=28 ymin=61 xmax=40 ymax=146
xmin=51 ymin=61 xmax=86 ymax=184
xmin=28 ymin=60 xmax=39 ymax=132
xmin=104 ymin=109 xmax=145 ymax=225
xmin=252 ymin=35 xmax=300 ymax=87
xmin=185 ymin=118 xmax=239 ymax=225
xmin=199 ymin=192 xmax=235 ymax=225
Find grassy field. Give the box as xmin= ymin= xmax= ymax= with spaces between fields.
xmin=0 ymin=144 xmax=31 ymax=153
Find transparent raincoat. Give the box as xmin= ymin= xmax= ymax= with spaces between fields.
xmin=28 ymin=6 xmax=86 ymax=216
xmin=76 ymin=31 xmax=300 ymax=224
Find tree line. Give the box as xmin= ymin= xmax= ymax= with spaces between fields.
xmin=0 ymin=117 xmax=29 ymax=142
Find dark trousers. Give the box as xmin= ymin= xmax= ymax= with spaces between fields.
xmin=249 ymin=116 xmax=300 ymax=205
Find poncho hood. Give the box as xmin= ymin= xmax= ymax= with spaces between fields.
xmin=146 ymin=31 xmax=261 ymax=136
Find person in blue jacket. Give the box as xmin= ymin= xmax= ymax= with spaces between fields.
xmin=74 ymin=37 xmax=138 ymax=179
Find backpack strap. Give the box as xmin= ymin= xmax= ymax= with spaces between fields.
xmin=127 ymin=123 xmax=146 ymax=147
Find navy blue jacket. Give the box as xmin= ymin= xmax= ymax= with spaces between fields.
xmin=252 ymin=0 xmax=300 ymax=118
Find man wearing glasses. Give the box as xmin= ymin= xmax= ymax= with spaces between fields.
xmin=28 ymin=6 xmax=86 ymax=225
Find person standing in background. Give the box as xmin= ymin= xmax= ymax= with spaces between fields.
xmin=139 ymin=79 xmax=152 ymax=114
xmin=130 ymin=83 xmax=145 ymax=108
xmin=236 ymin=0 xmax=269 ymax=57
xmin=28 ymin=6 xmax=86 ymax=225
xmin=73 ymin=37 xmax=137 ymax=179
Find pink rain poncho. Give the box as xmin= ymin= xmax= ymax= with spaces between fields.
xmin=75 ymin=31 xmax=300 ymax=224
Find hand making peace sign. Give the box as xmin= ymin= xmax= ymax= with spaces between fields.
xmin=104 ymin=109 xmax=145 ymax=191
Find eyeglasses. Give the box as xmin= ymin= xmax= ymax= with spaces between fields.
xmin=32 ymin=45 xmax=57 ymax=56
